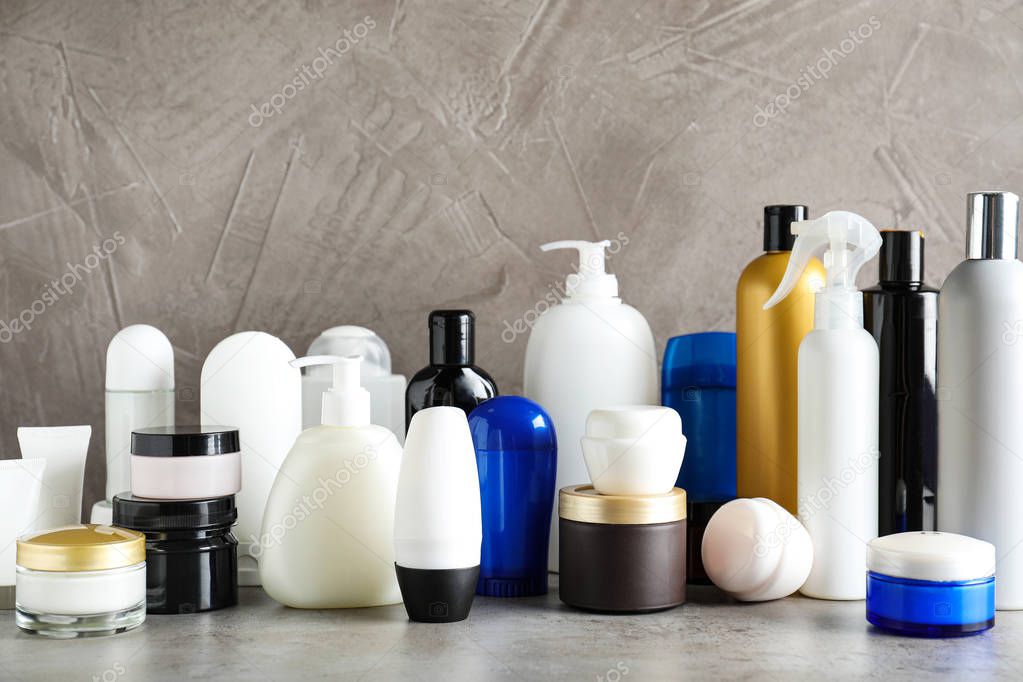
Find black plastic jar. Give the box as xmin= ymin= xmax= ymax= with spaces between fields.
xmin=113 ymin=493 xmax=238 ymax=614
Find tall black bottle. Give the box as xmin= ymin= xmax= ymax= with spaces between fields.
xmin=863 ymin=230 xmax=938 ymax=536
xmin=405 ymin=310 xmax=498 ymax=428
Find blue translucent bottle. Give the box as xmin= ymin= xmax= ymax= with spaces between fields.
xmin=468 ymin=396 xmax=557 ymax=597
xmin=661 ymin=332 xmax=737 ymax=501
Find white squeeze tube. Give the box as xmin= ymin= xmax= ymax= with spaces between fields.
xmin=764 ymin=210 xmax=882 ymax=600
xmin=18 ymin=426 xmax=92 ymax=531
xmin=0 ymin=459 xmax=46 ymax=609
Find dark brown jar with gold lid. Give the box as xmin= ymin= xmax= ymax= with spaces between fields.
xmin=559 ymin=485 xmax=686 ymax=612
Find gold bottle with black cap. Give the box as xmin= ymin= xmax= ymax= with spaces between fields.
xmin=736 ymin=206 xmax=824 ymax=514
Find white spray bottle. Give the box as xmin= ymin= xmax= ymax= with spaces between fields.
xmin=764 ymin=211 xmax=881 ymax=600
xmin=523 ymin=240 xmax=658 ymax=571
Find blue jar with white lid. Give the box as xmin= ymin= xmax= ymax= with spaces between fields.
xmin=661 ymin=332 xmax=736 ymax=501
xmin=468 ymin=396 xmax=557 ymax=597
xmin=867 ymin=531 xmax=995 ymax=637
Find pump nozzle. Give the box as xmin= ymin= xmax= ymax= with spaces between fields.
xmin=540 ymin=240 xmax=619 ymax=298
xmin=763 ymin=211 xmax=881 ymax=330
xmin=290 ymin=355 xmax=370 ymax=427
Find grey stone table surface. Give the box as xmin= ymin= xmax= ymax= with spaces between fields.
xmin=0 ymin=579 xmax=1019 ymax=681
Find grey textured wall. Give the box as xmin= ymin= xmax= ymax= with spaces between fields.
xmin=2 ymin=0 xmax=1021 ymax=512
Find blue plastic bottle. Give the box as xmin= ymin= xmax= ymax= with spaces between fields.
xmin=468 ymin=396 xmax=557 ymax=597
xmin=661 ymin=332 xmax=737 ymax=501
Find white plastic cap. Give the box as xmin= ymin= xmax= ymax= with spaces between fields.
xmin=701 ymin=498 xmax=813 ymax=602
xmin=867 ymin=532 xmax=996 ymax=582
xmin=540 ymin=240 xmax=619 ymax=298
xmin=306 ymin=326 xmax=392 ymax=378
xmin=290 ymin=355 xmax=370 ymax=427
xmin=106 ymin=324 xmax=175 ymax=391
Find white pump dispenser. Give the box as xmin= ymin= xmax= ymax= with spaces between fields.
xmin=524 ymin=237 xmax=658 ymax=571
xmin=258 ymin=354 xmax=403 ymax=608
xmin=765 ymin=211 xmax=881 ymax=600
xmin=292 ymin=355 xmax=370 ymax=427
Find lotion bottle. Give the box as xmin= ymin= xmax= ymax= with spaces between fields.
xmin=94 ymin=324 xmax=175 ymax=524
xmin=523 ymin=240 xmax=658 ymax=570
xmin=938 ymin=191 xmax=1023 ymax=610
xmin=764 ymin=210 xmax=881 ymax=600
xmin=260 ymin=355 xmax=402 ymax=608
xmin=863 ymin=230 xmax=938 ymax=536
xmin=737 ymin=206 xmax=825 ymax=515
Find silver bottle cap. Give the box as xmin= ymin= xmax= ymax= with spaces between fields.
xmin=967 ymin=191 xmax=1019 ymax=260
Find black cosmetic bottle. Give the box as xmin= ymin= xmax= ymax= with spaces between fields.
xmin=405 ymin=310 xmax=498 ymax=428
xmin=863 ymin=230 xmax=938 ymax=535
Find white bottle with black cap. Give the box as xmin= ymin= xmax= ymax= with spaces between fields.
xmin=938 ymin=191 xmax=1023 ymax=610
xmin=259 ymin=355 xmax=402 ymax=608
xmin=93 ymin=324 xmax=175 ymax=524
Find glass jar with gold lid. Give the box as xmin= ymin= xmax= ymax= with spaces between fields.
xmin=16 ymin=524 xmax=146 ymax=638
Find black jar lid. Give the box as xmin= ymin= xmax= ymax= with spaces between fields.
xmin=131 ymin=425 xmax=240 ymax=457
xmin=113 ymin=493 xmax=237 ymax=531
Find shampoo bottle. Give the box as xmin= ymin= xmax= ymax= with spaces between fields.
xmin=405 ymin=310 xmax=498 ymax=426
xmin=938 ymin=191 xmax=1023 ymax=610
xmin=737 ymin=206 xmax=825 ymax=515
xmin=523 ymin=240 xmax=658 ymax=570
xmin=302 ymin=326 xmax=406 ymax=442
xmin=260 ymin=355 xmax=403 ymax=608
xmin=863 ymin=230 xmax=938 ymax=536
xmin=94 ymin=324 xmax=175 ymax=524
xmin=394 ymin=406 xmax=482 ymax=622
xmin=764 ymin=210 xmax=881 ymax=600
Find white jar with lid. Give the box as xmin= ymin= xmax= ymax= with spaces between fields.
xmin=16 ymin=524 xmax=146 ymax=638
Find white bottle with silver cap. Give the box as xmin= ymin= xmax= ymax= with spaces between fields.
xmin=938 ymin=191 xmax=1023 ymax=610
xmin=522 ymin=240 xmax=658 ymax=571
xmin=92 ymin=325 xmax=175 ymax=524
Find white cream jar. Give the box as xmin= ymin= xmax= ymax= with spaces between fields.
xmin=16 ymin=524 xmax=146 ymax=638
xmin=130 ymin=426 xmax=241 ymax=499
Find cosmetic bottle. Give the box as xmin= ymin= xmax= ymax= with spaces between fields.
xmin=201 ymin=331 xmax=301 ymax=586
xmin=938 ymin=191 xmax=1023 ymax=611
xmin=18 ymin=425 xmax=91 ymax=530
xmin=581 ymin=406 xmax=685 ymax=496
xmin=468 ymin=396 xmax=557 ymax=597
xmin=94 ymin=324 xmax=175 ymax=524
xmin=0 ymin=460 xmax=45 ymax=609
xmin=764 ymin=210 xmax=881 ymax=600
xmin=394 ymin=406 xmax=482 ymax=622
xmin=302 ymin=326 xmax=406 ymax=442
xmin=524 ymin=240 xmax=658 ymax=570
xmin=737 ymin=206 xmax=824 ymax=515
xmin=260 ymin=355 xmax=402 ymax=608
xmin=406 ymin=310 xmax=497 ymax=425
xmin=130 ymin=426 xmax=241 ymax=500
xmin=863 ymin=230 xmax=938 ymax=536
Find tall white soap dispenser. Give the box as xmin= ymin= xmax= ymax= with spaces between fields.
xmin=259 ymin=355 xmax=402 ymax=608
xmin=523 ymin=240 xmax=658 ymax=571
xmin=764 ymin=210 xmax=881 ymax=600
xmin=939 ymin=191 xmax=1023 ymax=610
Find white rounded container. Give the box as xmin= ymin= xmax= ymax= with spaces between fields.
xmin=701 ymin=498 xmax=813 ymax=602
xmin=581 ymin=406 xmax=686 ymax=496
xmin=130 ymin=426 xmax=241 ymax=500
xmin=16 ymin=525 xmax=146 ymax=638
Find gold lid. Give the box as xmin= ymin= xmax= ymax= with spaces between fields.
xmin=17 ymin=524 xmax=145 ymax=572
xmin=559 ymin=485 xmax=687 ymax=525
